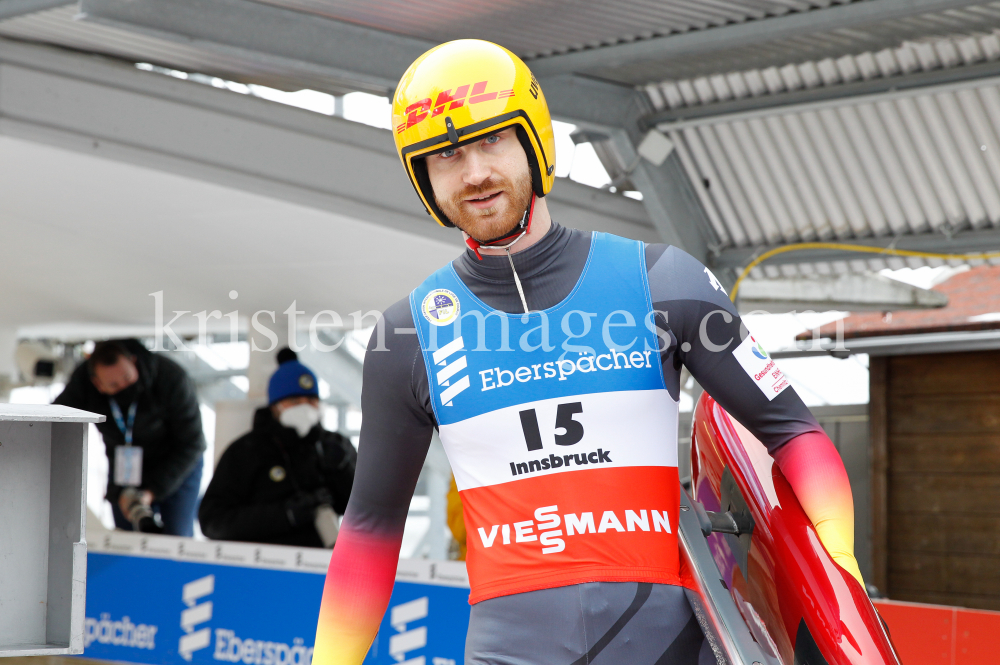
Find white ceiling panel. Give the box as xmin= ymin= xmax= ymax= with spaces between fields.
xmin=0 ymin=135 xmax=460 ymax=331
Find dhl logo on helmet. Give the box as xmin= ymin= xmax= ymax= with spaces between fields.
xmin=396 ymin=80 xmax=515 ymax=134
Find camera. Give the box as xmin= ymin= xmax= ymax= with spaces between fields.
xmin=120 ymin=487 xmax=164 ymax=533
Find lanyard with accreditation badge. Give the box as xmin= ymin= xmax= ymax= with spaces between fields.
xmin=110 ymin=397 xmax=143 ymax=487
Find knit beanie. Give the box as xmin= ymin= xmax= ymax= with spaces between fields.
xmin=267 ymin=348 xmax=319 ymax=405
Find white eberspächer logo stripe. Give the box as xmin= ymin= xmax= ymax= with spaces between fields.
xmin=440 ymin=376 xmax=470 ymax=406
xmin=178 ymin=575 xmax=214 ymax=661
xmin=434 ymin=336 xmax=469 ymax=406
xmin=433 ymin=337 xmax=465 ymax=365
xmin=437 ymin=356 xmax=467 ymax=385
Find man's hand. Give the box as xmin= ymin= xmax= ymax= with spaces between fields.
xmin=119 ymin=489 xmax=153 ymax=516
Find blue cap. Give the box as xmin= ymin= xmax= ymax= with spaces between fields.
xmin=268 ymin=348 xmax=319 ymax=405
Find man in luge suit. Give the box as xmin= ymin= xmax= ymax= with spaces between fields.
xmin=312 ymin=39 xmax=863 ymax=664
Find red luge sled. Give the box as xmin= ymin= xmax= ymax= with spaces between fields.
xmin=679 ymin=393 xmax=900 ymax=665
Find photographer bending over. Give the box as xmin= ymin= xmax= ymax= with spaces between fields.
xmin=56 ymin=338 xmax=206 ymax=536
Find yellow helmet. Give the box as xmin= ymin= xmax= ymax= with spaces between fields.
xmin=392 ymin=39 xmax=556 ymax=228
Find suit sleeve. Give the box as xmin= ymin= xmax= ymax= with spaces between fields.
xmin=323 ymin=433 xmax=358 ymax=515
xmin=647 ymin=246 xmax=862 ymax=585
xmin=647 ymin=245 xmax=823 ymax=453
xmin=774 ymin=433 xmax=864 ymax=587
xmin=312 ymin=298 xmax=435 ymax=665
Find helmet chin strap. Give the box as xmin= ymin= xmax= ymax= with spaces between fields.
xmin=464 ymin=194 xmax=536 ymax=314
xmin=463 ymin=193 xmax=535 ymax=258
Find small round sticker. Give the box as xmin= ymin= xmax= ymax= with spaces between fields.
xmin=269 ymin=466 xmax=286 ymax=482
xmin=421 ymin=289 xmax=460 ymax=326
xmin=298 ymin=373 xmax=315 ymax=390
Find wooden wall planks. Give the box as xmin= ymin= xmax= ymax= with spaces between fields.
xmin=871 ymin=355 xmax=889 ymax=594
xmin=884 ymin=350 xmax=1000 ymax=611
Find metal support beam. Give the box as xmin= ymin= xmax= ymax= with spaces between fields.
xmin=185 ymin=367 xmax=247 ymax=383
xmin=549 ymin=177 xmax=658 ymax=242
xmin=0 ymin=38 xmax=655 ymax=248
xmin=736 ymin=273 xmax=948 ymax=314
xmin=606 ymin=128 xmax=715 ymax=264
xmin=0 ymin=38 xmax=456 ymax=244
xmin=77 ymin=0 xmax=637 ymax=130
xmin=528 ymin=0 xmax=984 ymax=78
xmin=772 ymin=329 xmax=1000 ymax=359
xmin=157 ymin=350 xmax=247 ymax=404
xmin=538 ymin=74 xmax=647 ymax=131
xmin=0 ymin=0 xmax=70 ymax=21
xmin=711 ymin=228 xmax=1000 ymax=271
xmin=295 ymin=329 xmax=363 ymax=408
xmin=79 ymin=0 xmax=433 ymax=95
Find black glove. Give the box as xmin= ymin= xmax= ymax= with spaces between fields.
xmin=284 ymin=488 xmax=334 ymax=527
xmin=313 ymin=487 xmax=333 ymax=507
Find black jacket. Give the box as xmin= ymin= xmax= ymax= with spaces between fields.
xmin=55 ymin=339 xmax=206 ymax=502
xmin=198 ymin=407 xmax=357 ymax=548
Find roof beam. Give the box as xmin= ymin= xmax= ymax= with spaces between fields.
xmin=295 ymin=330 xmax=362 ymax=408
xmin=0 ymin=38 xmax=652 ymax=246
xmin=711 ymin=228 xmax=1000 ymax=271
xmin=159 ymin=351 xmax=248 ymax=403
xmin=0 ymin=36 xmax=454 ymax=245
xmin=539 ymin=74 xmax=647 ymax=130
xmin=0 ymin=0 xmax=70 ymax=21
xmin=528 ymin=0 xmax=984 ymax=78
xmin=772 ymin=329 xmax=1000 ymax=358
xmin=737 ymin=273 xmax=948 ymax=314
xmin=77 ymin=0 xmax=636 ymax=130
xmin=548 ymin=176 xmax=658 ymax=242
xmin=605 ymin=128 xmax=716 ymax=263
xmin=79 ymin=0 xmax=433 ymax=94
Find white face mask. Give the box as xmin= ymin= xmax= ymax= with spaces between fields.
xmin=278 ymin=403 xmax=321 ymax=437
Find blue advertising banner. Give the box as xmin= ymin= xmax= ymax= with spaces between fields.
xmin=82 ymin=552 xmax=470 ymax=665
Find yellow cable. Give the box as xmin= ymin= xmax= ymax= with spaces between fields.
xmin=729 ymin=242 xmax=1000 ymax=302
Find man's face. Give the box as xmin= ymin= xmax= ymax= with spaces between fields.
xmin=92 ymin=356 xmax=139 ymax=395
xmin=424 ymin=127 xmax=533 ymax=243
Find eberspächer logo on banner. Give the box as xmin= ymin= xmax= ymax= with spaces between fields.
xmin=179 ymin=575 xmax=215 ymax=660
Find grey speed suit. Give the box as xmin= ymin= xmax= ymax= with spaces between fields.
xmin=466 ymin=582 xmax=715 ymax=664
xmin=350 ymin=222 xmax=823 ymax=664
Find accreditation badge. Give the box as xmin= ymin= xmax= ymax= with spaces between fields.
xmin=114 ymin=445 xmax=143 ymax=487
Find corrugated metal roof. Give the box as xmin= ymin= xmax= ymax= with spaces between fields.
xmin=4 ymin=2 xmax=999 ymax=279
xmin=0 ymin=0 xmax=852 ymax=87
xmin=0 ymin=5 xmax=364 ymax=94
xmin=565 ymin=2 xmax=1000 ymax=85
xmin=652 ymin=35 xmax=1000 ymax=277
xmin=7 ymin=0 xmax=986 ymax=92
xmin=252 ymin=0 xmax=850 ymax=60
xmin=646 ymin=31 xmax=1000 ymax=110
